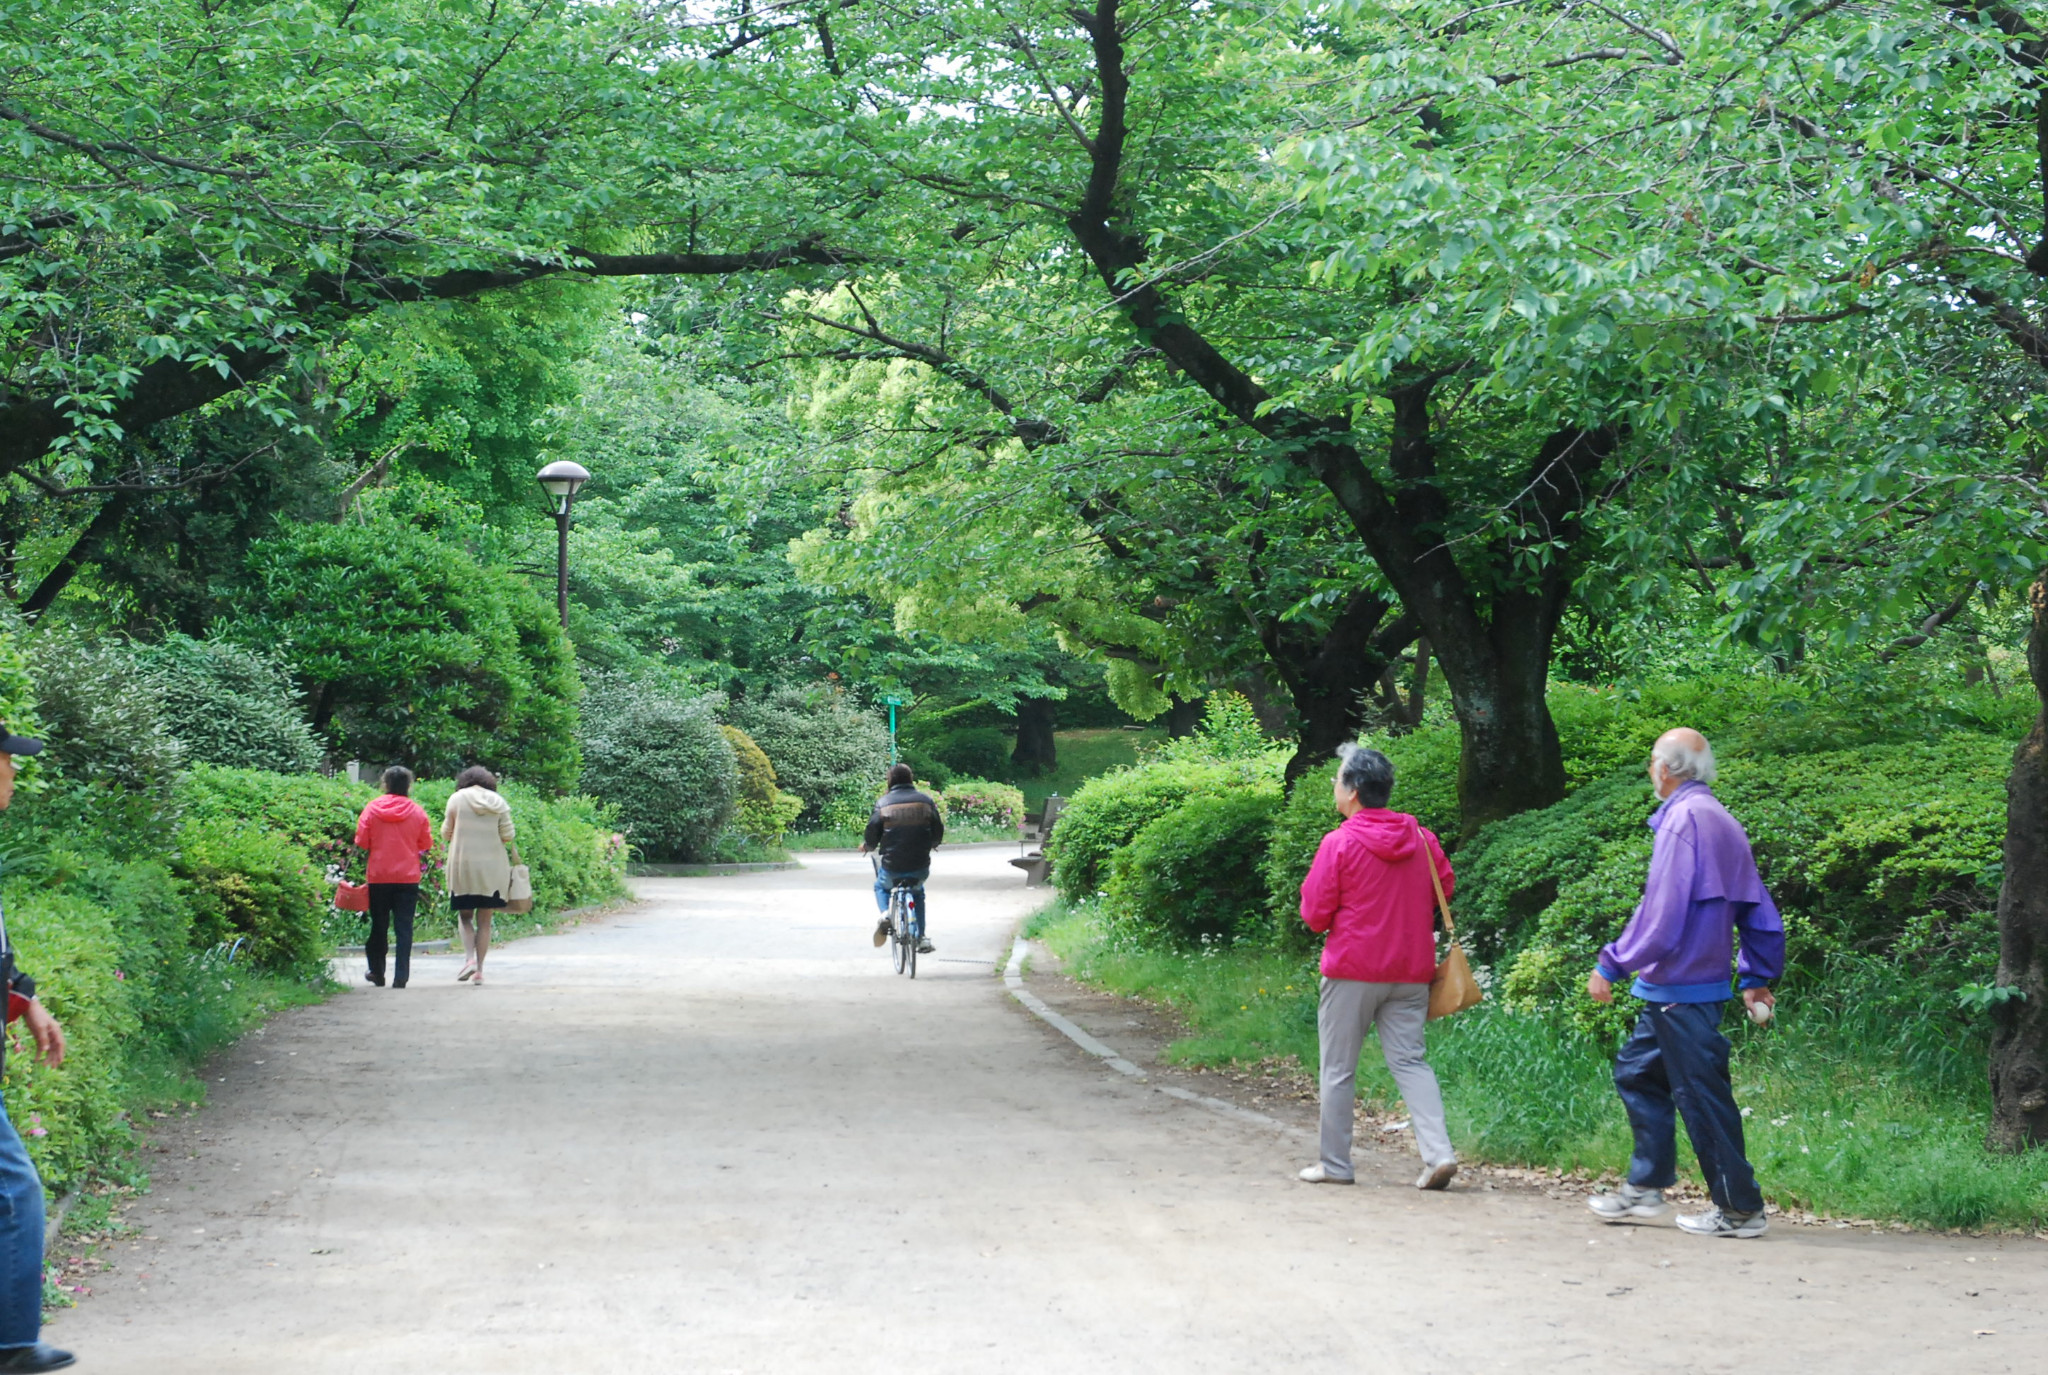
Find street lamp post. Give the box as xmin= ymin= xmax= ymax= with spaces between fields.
xmin=535 ymin=460 xmax=591 ymax=629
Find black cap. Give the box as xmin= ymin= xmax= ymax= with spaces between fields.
xmin=0 ymin=726 xmax=43 ymax=757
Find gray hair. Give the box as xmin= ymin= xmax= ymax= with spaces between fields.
xmin=1652 ymin=733 xmax=1717 ymax=785
xmin=1335 ymin=743 xmax=1394 ymax=808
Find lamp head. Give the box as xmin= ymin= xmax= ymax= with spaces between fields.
xmin=536 ymin=460 xmax=591 ymax=514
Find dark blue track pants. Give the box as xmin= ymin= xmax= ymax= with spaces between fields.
xmin=1613 ymin=1000 xmax=1764 ymax=1215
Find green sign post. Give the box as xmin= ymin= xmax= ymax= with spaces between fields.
xmin=882 ymin=695 xmax=906 ymax=764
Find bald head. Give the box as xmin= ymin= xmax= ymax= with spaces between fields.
xmin=1649 ymin=728 xmax=1716 ymax=797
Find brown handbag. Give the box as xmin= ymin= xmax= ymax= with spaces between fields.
xmin=1418 ymin=822 xmax=1484 ymax=1020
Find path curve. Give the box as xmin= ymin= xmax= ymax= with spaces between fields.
xmin=53 ymin=848 xmax=2046 ymax=1373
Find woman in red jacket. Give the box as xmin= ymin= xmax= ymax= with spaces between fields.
xmin=355 ymin=766 xmax=435 ymax=989
xmin=1297 ymin=744 xmax=1458 ymax=1190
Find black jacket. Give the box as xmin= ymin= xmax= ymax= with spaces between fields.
xmin=864 ymin=786 xmax=944 ymax=872
xmin=0 ymin=895 xmax=32 ymax=1078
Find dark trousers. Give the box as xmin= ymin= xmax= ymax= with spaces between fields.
xmin=366 ymin=883 xmax=419 ymax=987
xmin=1614 ymin=1001 xmax=1764 ymax=1215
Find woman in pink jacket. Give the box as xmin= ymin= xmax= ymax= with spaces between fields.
xmin=354 ymin=766 xmax=435 ymax=990
xmin=1297 ymin=744 xmax=1458 ymax=1190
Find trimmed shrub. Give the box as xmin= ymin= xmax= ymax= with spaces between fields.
xmin=1046 ymin=760 xmax=1247 ymax=901
xmin=1 ymin=889 xmax=137 ymax=1192
xmin=1263 ymin=759 xmax=1342 ymax=954
xmin=139 ymin=635 xmax=322 ymax=774
xmin=727 ymin=687 xmax=891 ymax=823
xmin=172 ymin=821 xmax=329 ymax=974
xmin=1106 ymin=789 xmax=1283 ymax=946
xmin=940 ymin=778 xmax=1025 ymax=830
xmin=580 ymin=679 xmax=737 ymax=861
xmin=223 ymin=515 xmax=581 ymax=791
xmin=723 ymin=726 xmax=804 ymax=844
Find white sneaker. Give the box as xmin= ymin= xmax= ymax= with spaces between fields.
xmin=1297 ymin=1164 xmax=1355 ymax=1185
xmin=1588 ymin=1184 xmax=1669 ymax=1221
xmin=1676 ymin=1206 xmax=1767 ymax=1238
xmin=1415 ymin=1159 xmax=1457 ymax=1191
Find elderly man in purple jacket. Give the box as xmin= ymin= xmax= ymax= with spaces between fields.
xmin=1585 ymin=728 xmax=1783 ymax=1239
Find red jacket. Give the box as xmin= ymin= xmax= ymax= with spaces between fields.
xmin=355 ymin=794 xmax=434 ymax=885
xmin=1299 ymin=809 xmax=1454 ymax=984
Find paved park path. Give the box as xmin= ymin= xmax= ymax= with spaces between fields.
xmin=52 ymin=847 xmax=2047 ymax=1373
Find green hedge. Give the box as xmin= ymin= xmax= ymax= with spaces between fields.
xmin=1105 ymin=789 xmax=1282 ymax=946
xmin=1046 ymin=759 xmax=1264 ymax=901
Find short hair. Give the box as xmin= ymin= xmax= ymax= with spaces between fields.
xmin=381 ymin=765 xmax=414 ymax=795
xmin=1652 ymin=733 xmax=1717 ymax=785
xmin=1335 ymin=743 xmax=1394 ymax=809
xmin=455 ymin=765 xmax=499 ymax=791
xmin=886 ymin=762 xmax=915 ymax=789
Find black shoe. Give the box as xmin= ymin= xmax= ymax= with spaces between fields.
xmin=0 ymin=1342 xmax=77 ymax=1372
xmin=364 ymin=971 xmax=385 ymax=987
xmin=391 ymin=981 xmax=407 ymax=989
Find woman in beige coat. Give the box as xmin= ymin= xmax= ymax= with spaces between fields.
xmin=443 ymin=765 xmax=517 ymax=986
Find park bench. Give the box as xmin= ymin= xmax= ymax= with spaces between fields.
xmin=1009 ymin=794 xmax=1063 ymax=887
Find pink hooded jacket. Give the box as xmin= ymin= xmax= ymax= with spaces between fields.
xmin=355 ymin=793 xmax=434 ymax=885
xmin=1299 ymin=809 xmax=1454 ymax=984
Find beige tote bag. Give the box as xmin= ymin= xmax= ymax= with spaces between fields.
xmin=1418 ymin=822 xmax=1483 ymax=1020
xmin=504 ymin=848 xmax=534 ymax=915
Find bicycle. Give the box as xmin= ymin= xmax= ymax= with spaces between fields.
xmin=874 ymin=857 xmax=922 ymax=979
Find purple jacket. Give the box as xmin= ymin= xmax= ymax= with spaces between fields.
xmin=1597 ymin=781 xmax=1784 ymax=1003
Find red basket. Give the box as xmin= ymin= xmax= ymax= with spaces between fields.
xmin=334 ymin=881 xmax=370 ymax=913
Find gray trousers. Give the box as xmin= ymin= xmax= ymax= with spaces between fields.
xmin=1318 ymin=978 xmax=1454 ymax=1178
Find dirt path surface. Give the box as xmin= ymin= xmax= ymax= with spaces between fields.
xmin=53 ymin=847 xmax=2046 ymax=1373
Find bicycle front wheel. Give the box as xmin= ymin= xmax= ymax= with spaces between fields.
xmin=891 ymin=895 xmax=910 ymax=975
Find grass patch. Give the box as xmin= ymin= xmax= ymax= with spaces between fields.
xmin=1018 ymin=728 xmax=1163 ymax=812
xmin=1035 ymin=899 xmax=2048 ymax=1231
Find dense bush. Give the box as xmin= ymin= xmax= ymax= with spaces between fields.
xmin=925 ymin=727 xmax=1012 ymax=783
xmin=139 ymin=635 xmax=322 ymax=774
xmin=727 ymin=687 xmax=891 ymax=823
xmin=223 ymin=514 xmax=580 ymax=791
xmin=1046 ymin=759 xmax=1254 ymax=901
xmin=177 ymin=766 xmax=629 ymax=922
xmin=940 ymin=777 xmax=1025 ymax=830
xmin=579 ymin=678 xmax=737 ymax=861
xmin=722 ymin=725 xmax=804 ymax=844
xmin=1105 ymin=789 xmax=1282 ymax=946
xmin=25 ymin=629 xmax=183 ymax=793
xmin=172 ymin=822 xmax=329 ymax=974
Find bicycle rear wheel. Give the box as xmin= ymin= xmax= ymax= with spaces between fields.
xmin=891 ymin=892 xmax=910 ymax=975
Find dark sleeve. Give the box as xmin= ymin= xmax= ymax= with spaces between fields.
xmin=8 ymin=969 xmax=33 ymax=1000
xmin=863 ymin=803 xmax=885 ymax=851
xmin=929 ymin=796 xmax=945 ymax=848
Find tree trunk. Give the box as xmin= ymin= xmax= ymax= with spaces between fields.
xmin=1443 ymin=613 xmax=1569 ymax=833
xmin=1011 ymin=696 xmax=1058 ymax=777
xmin=18 ymin=495 xmax=131 ymax=618
xmin=1989 ymin=570 xmax=2048 ymax=1151
xmin=1256 ymin=589 xmax=1418 ymax=786
xmin=1163 ymin=695 xmax=1203 ymax=737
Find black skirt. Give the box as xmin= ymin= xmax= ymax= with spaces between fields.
xmin=451 ymin=892 xmax=508 ymax=912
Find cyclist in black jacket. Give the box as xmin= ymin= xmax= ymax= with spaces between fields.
xmin=860 ymin=764 xmax=944 ymax=954
xmin=0 ymin=726 xmax=74 ymax=1374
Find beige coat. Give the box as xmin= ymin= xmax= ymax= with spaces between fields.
xmin=442 ymin=786 xmax=517 ymax=899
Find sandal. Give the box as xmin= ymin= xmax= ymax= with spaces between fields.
xmin=457 ymin=963 xmax=477 ymax=982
